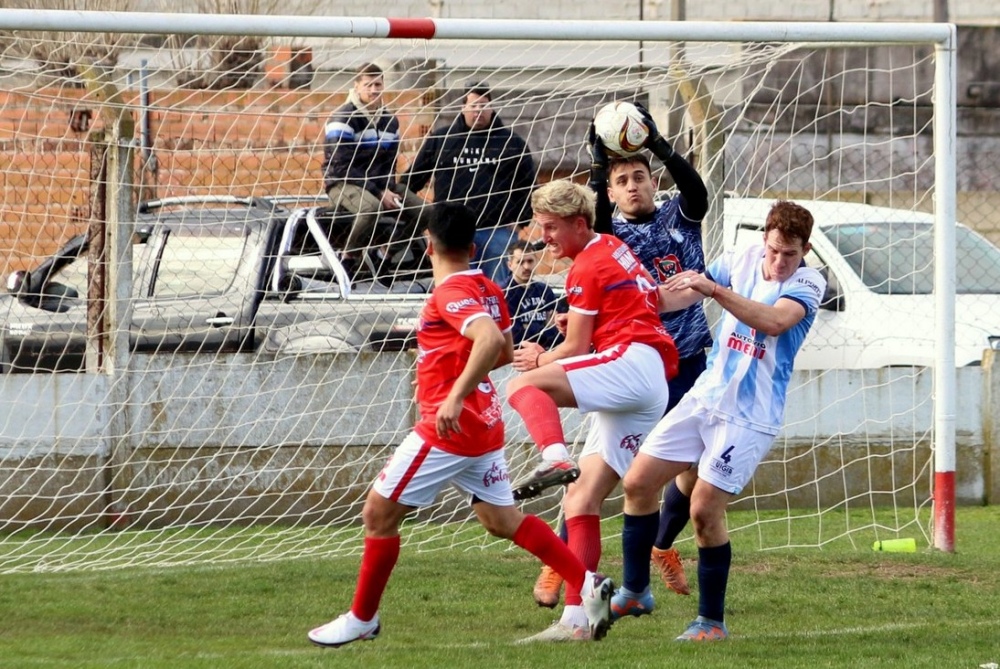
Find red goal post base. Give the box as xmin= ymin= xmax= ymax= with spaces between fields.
xmin=934 ymin=470 xmax=955 ymax=552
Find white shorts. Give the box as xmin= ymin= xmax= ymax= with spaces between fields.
xmin=638 ymin=396 xmax=775 ymax=495
xmin=371 ymin=431 xmax=514 ymax=508
xmin=561 ymin=343 xmax=670 ymax=479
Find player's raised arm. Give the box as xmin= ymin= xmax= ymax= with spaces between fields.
xmin=634 ymin=103 xmax=708 ymax=223
xmin=586 ymin=122 xmax=614 ymax=234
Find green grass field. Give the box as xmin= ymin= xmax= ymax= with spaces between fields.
xmin=1 ymin=507 xmax=998 ymax=669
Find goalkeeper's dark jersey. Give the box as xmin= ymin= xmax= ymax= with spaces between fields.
xmin=609 ymin=197 xmax=713 ymax=360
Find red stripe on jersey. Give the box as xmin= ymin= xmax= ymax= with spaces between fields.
xmin=560 ymin=344 xmax=626 ymax=372
xmin=389 ymin=440 xmax=433 ymax=501
xmin=386 ymin=18 xmax=436 ymax=38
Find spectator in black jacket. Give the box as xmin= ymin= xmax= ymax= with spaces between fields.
xmin=323 ymin=63 xmax=427 ymax=275
xmin=401 ymin=81 xmax=536 ymax=284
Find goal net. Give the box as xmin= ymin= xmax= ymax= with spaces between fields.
xmin=0 ymin=11 xmax=959 ymax=572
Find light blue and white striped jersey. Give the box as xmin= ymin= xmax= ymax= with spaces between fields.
xmin=690 ymin=244 xmax=826 ymax=434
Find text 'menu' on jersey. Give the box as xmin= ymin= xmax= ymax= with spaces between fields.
xmin=415 ymin=270 xmax=512 ymax=456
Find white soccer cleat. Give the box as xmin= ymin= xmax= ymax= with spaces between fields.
xmin=580 ymin=570 xmax=615 ymax=641
xmin=307 ymin=612 xmax=380 ymax=648
xmin=516 ymin=621 xmax=591 ymax=644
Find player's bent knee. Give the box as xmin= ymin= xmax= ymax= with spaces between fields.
xmin=506 ymin=375 xmax=528 ymax=398
xmin=475 ymin=504 xmax=522 ymax=539
xmin=622 ymin=474 xmax=658 ymax=507
xmin=689 ymin=506 xmax=725 ymax=540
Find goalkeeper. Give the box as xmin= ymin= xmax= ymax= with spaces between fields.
xmin=531 ymin=106 xmax=714 ymax=611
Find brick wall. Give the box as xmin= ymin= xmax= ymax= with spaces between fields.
xmin=0 ymin=88 xmax=436 ymax=275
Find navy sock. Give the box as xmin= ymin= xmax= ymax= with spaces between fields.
xmin=621 ymin=511 xmax=660 ymax=593
xmin=557 ymin=519 xmax=567 ymax=543
xmin=654 ymin=480 xmax=691 ymax=549
xmin=696 ymin=542 xmax=732 ymax=623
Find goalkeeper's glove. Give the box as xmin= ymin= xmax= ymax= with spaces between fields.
xmin=634 ymin=102 xmax=676 ymax=161
xmin=587 ymin=121 xmax=610 ymax=192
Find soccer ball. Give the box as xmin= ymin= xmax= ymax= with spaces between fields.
xmin=593 ymin=101 xmax=649 ymax=157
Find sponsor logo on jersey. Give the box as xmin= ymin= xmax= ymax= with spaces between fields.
xmin=483 ymin=295 xmax=502 ymax=320
xmin=726 ymin=331 xmax=766 ymax=359
xmin=619 ymin=433 xmax=643 ymax=455
xmin=482 ymin=392 xmax=503 ymax=429
xmin=482 ymin=461 xmax=509 ymax=487
xmin=710 ymin=457 xmax=734 ymax=477
xmin=446 ymin=297 xmax=478 ymax=313
xmin=612 ymin=243 xmax=638 ymax=271
xmin=568 ymin=286 xmax=583 ymax=295
xmin=796 ymin=276 xmax=823 ymax=297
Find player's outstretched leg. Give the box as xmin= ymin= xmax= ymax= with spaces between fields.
xmin=512 ymin=459 xmax=580 ymax=500
xmin=507 ymin=385 xmax=580 ymax=500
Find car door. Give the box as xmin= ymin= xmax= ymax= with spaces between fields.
xmin=131 ymin=213 xmax=264 ymax=354
xmin=1 ymin=236 xmax=92 ymax=371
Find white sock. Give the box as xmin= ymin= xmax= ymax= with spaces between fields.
xmin=559 ymin=605 xmax=588 ymax=628
xmin=541 ymin=443 xmax=570 ymax=463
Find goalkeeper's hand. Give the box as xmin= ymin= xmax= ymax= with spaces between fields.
xmin=587 ymin=121 xmax=610 ymax=192
xmin=588 ymin=121 xmax=610 ymax=169
xmin=634 ymin=102 xmax=676 ymax=160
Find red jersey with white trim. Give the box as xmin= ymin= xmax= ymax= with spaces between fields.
xmin=414 ymin=269 xmax=511 ymax=456
xmin=566 ymin=233 xmax=679 ymax=379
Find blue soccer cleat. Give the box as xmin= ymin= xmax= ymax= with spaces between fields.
xmin=610 ymin=587 xmax=655 ymax=620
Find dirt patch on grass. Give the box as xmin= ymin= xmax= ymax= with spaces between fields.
xmin=819 ymin=561 xmax=965 ymax=580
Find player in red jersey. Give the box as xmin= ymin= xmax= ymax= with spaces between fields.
xmin=308 ymin=202 xmax=615 ymax=649
xmin=508 ymin=180 xmax=678 ymax=642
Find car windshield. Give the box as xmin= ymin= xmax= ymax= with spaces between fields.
xmin=823 ymin=222 xmax=1000 ymax=295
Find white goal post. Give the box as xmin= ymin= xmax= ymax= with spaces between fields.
xmin=0 ymin=9 xmax=958 ymax=572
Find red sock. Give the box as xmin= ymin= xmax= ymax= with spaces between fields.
xmin=350 ymin=535 xmax=401 ymax=622
xmin=512 ymin=514 xmax=584 ymax=596
xmin=508 ymin=386 xmax=565 ymax=452
xmin=564 ymin=515 xmax=602 ymax=605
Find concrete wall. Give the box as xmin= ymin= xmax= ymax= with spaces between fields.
xmin=0 ymin=350 xmax=996 ymax=531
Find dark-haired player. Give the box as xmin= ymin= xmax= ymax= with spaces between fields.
xmin=307 ymin=201 xmax=614 ymax=648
